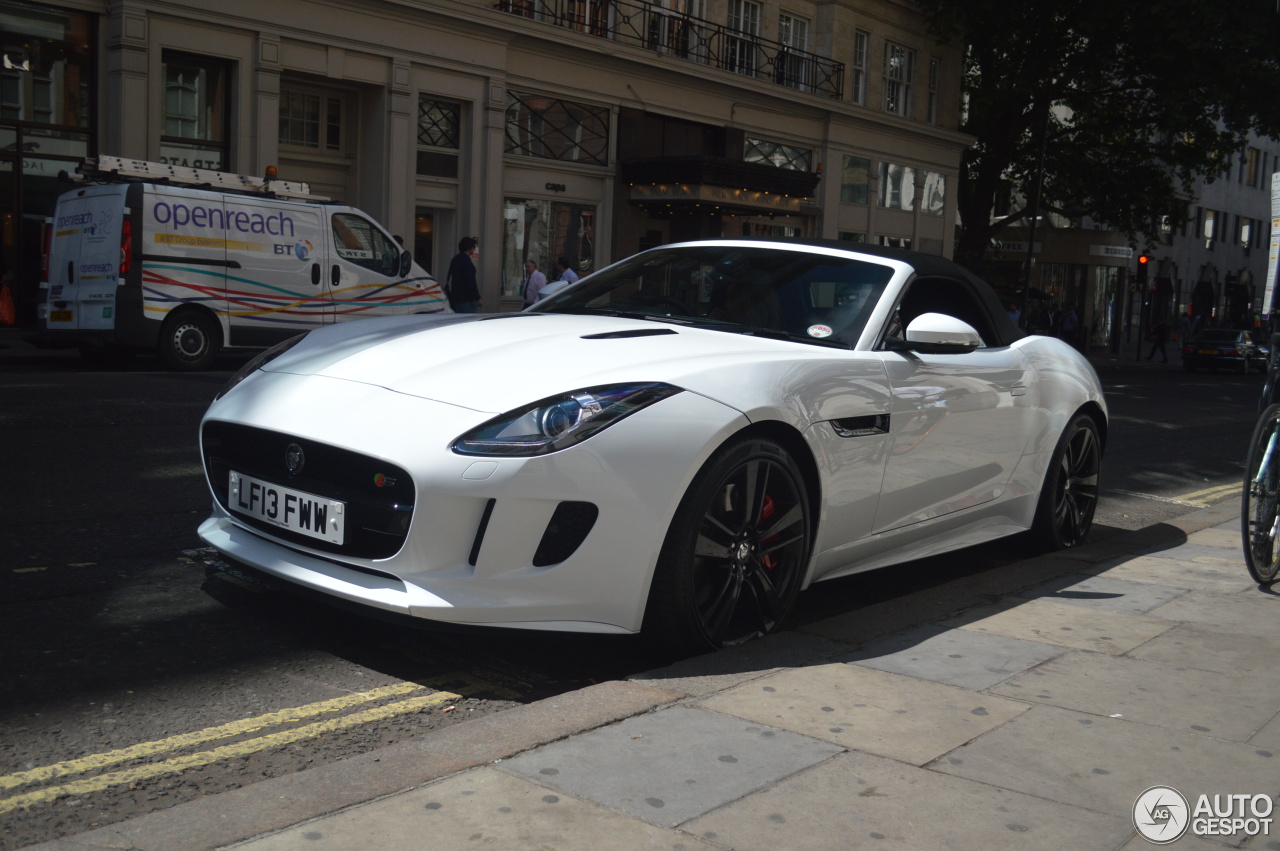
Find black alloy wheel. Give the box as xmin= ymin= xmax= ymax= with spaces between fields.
xmin=645 ymin=436 xmax=811 ymax=655
xmin=1029 ymin=414 xmax=1102 ymax=551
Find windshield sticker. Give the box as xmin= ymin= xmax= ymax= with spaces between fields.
xmin=807 ymin=324 xmax=833 ymax=338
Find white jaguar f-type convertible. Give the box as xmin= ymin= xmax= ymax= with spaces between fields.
xmin=198 ymin=239 xmax=1106 ymax=654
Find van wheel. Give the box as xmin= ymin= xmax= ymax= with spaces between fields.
xmin=159 ymin=310 xmax=220 ymax=371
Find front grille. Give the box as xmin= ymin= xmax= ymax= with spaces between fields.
xmin=202 ymin=421 xmax=415 ymax=559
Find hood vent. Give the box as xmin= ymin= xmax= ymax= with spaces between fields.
xmin=581 ymin=328 xmax=679 ymax=340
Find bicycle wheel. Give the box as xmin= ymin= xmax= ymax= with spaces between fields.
xmin=1242 ymin=402 xmax=1280 ymax=584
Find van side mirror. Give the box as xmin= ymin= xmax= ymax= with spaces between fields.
xmin=399 ymin=250 xmax=412 ymax=278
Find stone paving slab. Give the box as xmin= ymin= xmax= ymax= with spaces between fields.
xmin=1136 ymin=542 xmax=1246 ymax=566
xmin=1089 ymin=555 xmax=1256 ymax=595
xmin=838 ymin=624 xmax=1068 ymax=690
xmin=1186 ymin=527 xmax=1243 ymax=549
xmin=629 ymin=630 xmax=846 ymax=699
xmin=933 ymin=704 xmax=1280 ymax=820
xmin=683 ymin=750 xmax=1133 ymax=851
xmin=1126 ymin=622 xmax=1280 ymax=680
xmin=1250 ymin=711 xmax=1280 ymax=750
xmin=947 ymin=597 xmax=1175 ymax=654
xmin=499 ymin=705 xmax=842 ymax=828
xmin=990 ymin=650 xmax=1280 ymax=741
xmin=1015 ymin=572 xmax=1188 ymax=613
xmin=1146 ymin=591 xmax=1280 ymax=637
xmin=228 ymin=767 xmax=716 ymax=850
xmin=698 ymin=663 xmax=1029 ymax=766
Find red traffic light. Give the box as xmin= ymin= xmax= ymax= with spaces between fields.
xmin=1138 ymin=253 xmax=1150 ymax=264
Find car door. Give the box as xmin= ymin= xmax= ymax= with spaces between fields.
xmin=327 ymin=210 xmax=410 ymax=320
xmin=871 ymin=275 xmax=1035 ymax=533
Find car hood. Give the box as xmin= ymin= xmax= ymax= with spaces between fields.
xmin=259 ymin=313 xmax=825 ymax=412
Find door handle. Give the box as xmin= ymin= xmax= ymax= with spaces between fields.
xmin=330 ymin=265 xmax=340 ymax=287
xmin=67 ymin=261 xmax=75 ymax=285
xmin=311 ymin=263 xmax=321 ymax=286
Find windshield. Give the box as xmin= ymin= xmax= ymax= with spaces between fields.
xmin=532 ymin=244 xmax=896 ymax=348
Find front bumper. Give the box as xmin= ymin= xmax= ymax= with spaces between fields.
xmin=198 ymin=371 xmax=748 ymax=633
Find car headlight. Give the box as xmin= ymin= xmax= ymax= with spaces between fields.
xmin=215 ymin=333 xmax=308 ymax=401
xmin=452 ymin=382 xmax=681 ymax=456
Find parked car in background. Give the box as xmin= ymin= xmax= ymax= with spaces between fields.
xmin=1181 ymin=329 xmax=1265 ymax=373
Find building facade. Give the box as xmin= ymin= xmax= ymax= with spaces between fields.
xmin=1 ymin=0 xmax=969 ymax=323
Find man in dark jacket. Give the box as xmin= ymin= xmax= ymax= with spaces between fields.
xmin=446 ymin=237 xmax=482 ymax=312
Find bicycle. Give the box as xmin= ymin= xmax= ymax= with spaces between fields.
xmin=1243 ymin=401 xmax=1280 ymax=584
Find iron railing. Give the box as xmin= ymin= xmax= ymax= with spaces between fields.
xmin=495 ymin=0 xmax=845 ymax=99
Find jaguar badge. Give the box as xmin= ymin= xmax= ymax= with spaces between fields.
xmin=285 ymin=443 xmax=305 ymax=475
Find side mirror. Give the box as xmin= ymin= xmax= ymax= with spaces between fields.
xmin=399 ymin=250 xmax=412 ymax=278
xmin=904 ymin=312 xmax=983 ymax=353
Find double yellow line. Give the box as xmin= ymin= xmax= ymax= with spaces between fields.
xmin=0 ymin=676 xmax=494 ymax=814
xmin=1173 ymin=483 xmax=1243 ymax=506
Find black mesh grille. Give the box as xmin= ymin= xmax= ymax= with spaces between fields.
xmin=532 ymin=501 xmax=599 ymax=567
xmin=202 ymin=421 xmax=415 ymax=559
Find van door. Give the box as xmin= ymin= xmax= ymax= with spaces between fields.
xmin=141 ymin=184 xmax=228 ymax=328
xmin=223 ymin=196 xmax=330 ymax=347
xmin=46 ymin=185 xmax=126 ymax=333
xmin=327 ymin=210 xmax=418 ymax=320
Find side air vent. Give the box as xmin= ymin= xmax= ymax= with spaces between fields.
xmin=581 ymin=328 xmax=678 ymax=340
xmin=830 ymin=414 xmax=890 ymax=438
xmin=533 ymin=501 xmax=599 ymax=566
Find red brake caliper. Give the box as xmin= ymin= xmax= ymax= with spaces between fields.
xmin=758 ymin=494 xmax=778 ymax=569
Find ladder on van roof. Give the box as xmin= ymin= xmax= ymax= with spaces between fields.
xmin=68 ymin=156 xmax=328 ymax=202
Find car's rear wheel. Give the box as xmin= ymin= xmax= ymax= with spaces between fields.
xmin=644 ymin=436 xmax=810 ymax=656
xmin=1028 ymin=413 xmax=1101 ymax=551
xmin=159 ymin=309 xmax=220 ymax=371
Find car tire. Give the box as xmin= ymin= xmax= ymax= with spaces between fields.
xmin=1242 ymin=403 xmax=1280 ymax=585
xmin=1027 ymin=413 xmax=1101 ymax=552
xmin=158 ymin=310 xmax=220 ymax=371
xmin=643 ymin=435 xmax=811 ymax=656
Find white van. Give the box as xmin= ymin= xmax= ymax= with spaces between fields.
xmin=36 ymin=156 xmax=449 ymax=369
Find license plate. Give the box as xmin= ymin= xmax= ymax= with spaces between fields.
xmin=49 ymin=310 xmax=72 ymax=322
xmin=1198 ymin=349 xmax=1220 ymax=355
xmin=228 ymin=471 xmax=344 ymax=544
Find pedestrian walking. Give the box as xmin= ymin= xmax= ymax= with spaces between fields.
xmin=1145 ymin=317 xmax=1169 ymax=363
xmin=520 ymin=258 xmax=547 ymax=308
xmin=445 ymin=237 xmax=482 ymax=313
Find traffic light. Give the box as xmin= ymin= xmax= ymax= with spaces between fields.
xmin=1137 ymin=252 xmax=1150 ymax=287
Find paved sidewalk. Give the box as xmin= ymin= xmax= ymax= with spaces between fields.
xmin=31 ymin=499 xmax=1280 ymax=850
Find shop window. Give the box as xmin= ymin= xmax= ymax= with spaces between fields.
xmin=417 ymin=99 xmax=460 ymax=179
xmin=878 ymin=162 xmax=915 ymax=210
xmin=505 ymin=92 xmax=608 ymax=166
xmin=919 ymin=171 xmax=945 ymax=215
xmin=883 ymin=42 xmax=915 ymax=118
xmin=840 ymin=156 xmax=870 ymax=204
xmin=744 ymin=138 xmax=811 ymax=171
xmin=160 ymin=53 xmax=229 ymax=171
xmin=501 ymin=198 xmax=596 ymax=298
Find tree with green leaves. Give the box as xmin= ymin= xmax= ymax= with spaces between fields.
xmin=918 ymin=1 xmax=1280 ymax=273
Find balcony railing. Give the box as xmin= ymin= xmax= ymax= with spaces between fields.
xmin=495 ymin=0 xmax=845 ymax=100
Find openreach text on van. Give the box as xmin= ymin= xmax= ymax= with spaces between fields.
xmin=152 ymin=200 xmax=297 ymax=237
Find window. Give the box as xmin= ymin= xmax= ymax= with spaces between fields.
xmin=919 ymin=171 xmax=945 ymax=215
xmin=280 ymin=89 xmax=343 ymax=152
xmin=878 ymin=162 xmax=915 ymax=210
xmin=502 ymin=198 xmax=596 ymax=298
xmin=1202 ymin=208 xmax=1215 ymax=250
xmin=879 ymin=235 xmax=911 ymax=249
xmin=1241 ymin=216 xmax=1254 ymax=252
xmin=417 ymin=99 xmax=460 ymax=178
xmin=850 ymin=31 xmax=869 ymax=105
xmin=777 ymin=14 xmax=810 ymax=90
xmin=1245 ymin=147 xmax=1261 ymax=187
xmin=840 ymin=155 xmax=870 ymax=204
xmin=883 ymin=42 xmax=915 ymax=118
xmin=744 ymin=137 xmax=811 ymax=171
xmin=838 ymin=231 xmax=867 ymax=243
xmin=725 ymin=0 xmax=761 ymax=77
xmin=926 ymin=57 xmax=940 ymax=125
xmin=0 ymin=3 xmax=92 ymax=128
xmin=161 ymin=54 xmax=228 ymax=171
xmin=332 ymin=213 xmax=402 ymax=278
xmin=505 ymin=92 xmax=609 ymax=166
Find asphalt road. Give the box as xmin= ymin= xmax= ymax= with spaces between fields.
xmin=0 ymin=341 xmax=1261 ymax=848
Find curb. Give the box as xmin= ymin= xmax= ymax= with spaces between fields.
xmin=28 ymin=498 xmax=1242 ymax=850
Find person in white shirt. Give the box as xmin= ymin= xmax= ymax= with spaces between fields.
xmin=520 ymin=258 xmax=548 ymax=308
xmin=555 ymin=257 xmax=579 ymax=285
